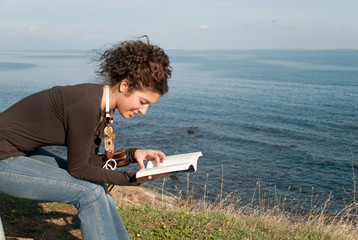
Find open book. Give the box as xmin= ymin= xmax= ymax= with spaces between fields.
xmin=136 ymin=152 xmax=203 ymax=178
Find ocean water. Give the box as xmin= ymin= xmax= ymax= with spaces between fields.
xmin=1 ymin=49 xmax=357 ymax=213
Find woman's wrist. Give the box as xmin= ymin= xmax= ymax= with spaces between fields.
xmin=128 ymin=172 xmax=140 ymax=186
xmin=126 ymin=148 xmax=140 ymax=163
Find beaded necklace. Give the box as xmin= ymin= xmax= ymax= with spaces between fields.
xmin=101 ymin=85 xmax=131 ymax=193
xmin=102 ymin=85 xmax=116 ymax=193
xmin=103 ymin=85 xmax=116 ymax=170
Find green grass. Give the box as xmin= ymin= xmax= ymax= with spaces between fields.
xmin=2 ymin=150 xmax=357 ymax=239
xmin=118 ymin=203 xmax=354 ymax=240
xmin=120 ymin=205 xmax=240 ymax=239
xmin=1 ymin=191 xmax=357 ymax=240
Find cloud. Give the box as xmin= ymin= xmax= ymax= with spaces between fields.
xmin=199 ymin=24 xmax=209 ymax=30
xmin=27 ymin=25 xmax=75 ymax=35
xmin=332 ymin=24 xmax=343 ymax=30
xmin=28 ymin=26 xmax=49 ymax=33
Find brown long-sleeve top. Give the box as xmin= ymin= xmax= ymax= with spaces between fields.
xmin=0 ymin=83 xmax=139 ymax=186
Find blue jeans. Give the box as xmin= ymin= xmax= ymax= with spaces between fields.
xmin=0 ymin=148 xmax=130 ymax=240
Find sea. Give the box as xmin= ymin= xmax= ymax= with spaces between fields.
xmin=0 ymin=49 xmax=357 ymax=214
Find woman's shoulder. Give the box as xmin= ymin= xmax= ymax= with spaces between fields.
xmin=55 ymin=84 xmax=104 ymax=121
xmin=54 ymin=83 xmax=102 ymax=93
xmin=54 ymin=83 xmax=103 ymax=109
xmin=54 ymin=83 xmax=102 ymax=99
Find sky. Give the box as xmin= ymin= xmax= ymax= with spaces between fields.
xmin=0 ymin=0 xmax=357 ymax=50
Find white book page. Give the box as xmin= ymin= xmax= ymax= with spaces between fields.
xmin=147 ymin=152 xmax=203 ymax=168
xmin=136 ymin=152 xmax=203 ymax=178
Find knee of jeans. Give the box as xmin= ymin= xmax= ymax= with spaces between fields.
xmin=76 ymin=183 xmax=107 ymax=207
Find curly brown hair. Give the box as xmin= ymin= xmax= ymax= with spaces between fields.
xmin=95 ymin=38 xmax=172 ymax=95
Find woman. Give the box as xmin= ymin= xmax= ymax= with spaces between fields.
xmin=0 ymin=38 xmax=172 ymax=239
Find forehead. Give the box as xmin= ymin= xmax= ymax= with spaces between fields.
xmin=132 ymin=89 xmax=162 ymax=103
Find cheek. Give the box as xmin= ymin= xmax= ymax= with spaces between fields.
xmin=116 ymin=100 xmax=128 ymax=112
xmin=125 ymin=98 xmax=140 ymax=110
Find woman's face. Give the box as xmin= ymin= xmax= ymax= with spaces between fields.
xmin=114 ymin=81 xmax=162 ymax=119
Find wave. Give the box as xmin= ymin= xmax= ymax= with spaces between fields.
xmin=0 ymin=62 xmax=36 ymax=71
xmin=258 ymin=60 xmax=358 ymax=71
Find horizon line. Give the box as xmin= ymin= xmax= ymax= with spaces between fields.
xmin=1 ymin=47 xmax=357 ymax=52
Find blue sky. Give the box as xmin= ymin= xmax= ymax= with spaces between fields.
xmin=0 ymin=0 xmax=357 ymax=50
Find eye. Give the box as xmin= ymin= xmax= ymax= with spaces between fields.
xmin=140 ymin=99 xmax=150 ymax=105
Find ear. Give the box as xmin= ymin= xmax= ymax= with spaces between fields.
xmin=119 ymin=79 xmax=129 ymax=93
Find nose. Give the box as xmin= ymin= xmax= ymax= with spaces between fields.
xmin=139 ymin=105 xmax=149 ymax=115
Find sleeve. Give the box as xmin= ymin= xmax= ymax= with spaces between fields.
xmin=126 ymin=148 xmax=140 ymax=163
xmin=64 ymin=99 xmax=139 ymax=186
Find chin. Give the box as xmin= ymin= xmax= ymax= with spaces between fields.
xmin=119 ymin=113 xmax=129 ymax=119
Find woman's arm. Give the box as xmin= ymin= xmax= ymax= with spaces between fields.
xmin=62 ymin=86 xmax=140 ymax=186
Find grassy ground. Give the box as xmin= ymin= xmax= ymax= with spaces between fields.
xmin=1 ymin=150 xmax=357 ymax=239
xmin=1 ymin=187 xmax=357 ymax=240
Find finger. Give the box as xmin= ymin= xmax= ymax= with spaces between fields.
xmin=157 ymin=151 xmax=166 ymax=162
xmin=155 ymin=156 xmax=161 ymax=167
xmin=138 ymin=160 xmax=145 ymax=169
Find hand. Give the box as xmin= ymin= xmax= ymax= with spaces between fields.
xmin=137 ymin=173 xmax=173 ymax=183
xmin=134 ymin=149 xmax=166 ymax=169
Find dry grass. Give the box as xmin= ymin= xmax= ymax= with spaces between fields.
xmin=134 ymin=148 xmax=358 ymax=239
xmin=1 ymin=149 xmax=357 ymax=239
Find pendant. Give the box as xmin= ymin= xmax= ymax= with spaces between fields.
xmin=104 ymin=125 xmax=115 ymax=139
xmin=104 ymin=125 xmax=112 ymax=135
xmin=104 ymin=136 xmax=114 ymax=158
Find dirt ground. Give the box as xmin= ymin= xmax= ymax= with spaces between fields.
xmin=2 ymin=203 xmax=81 ymax=240
xmin=1 ymin=185 xmax=175 ymax=240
